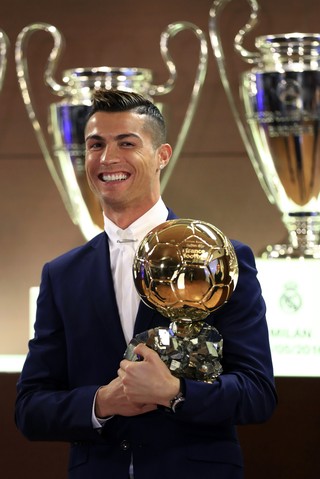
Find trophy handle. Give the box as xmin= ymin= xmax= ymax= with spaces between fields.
xmin=209 ymin=0 xmax=274 ymax=203
xmin=232 ymin=0 xmax=260 ymax=65
xmin=0 ymin=30 xmax=9 ymax=91
xmin=151 ymin=22 xmax=208 ymax=193
xmin=15 ymin=23 xmax=77 ymax=221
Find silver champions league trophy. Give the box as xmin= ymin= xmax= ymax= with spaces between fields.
xmin=209 ymin=0 xmax=320 ymax=258
xmin=124 ymin=219 xmax=239 ymax=383
xmin=0 ymin=29 xmax=9 ymax=93
xmin=15 ymin=22 xmax=208 ymax=241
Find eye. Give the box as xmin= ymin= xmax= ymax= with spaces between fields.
xmin=120 ymin=141 xmax=135 ymax=148
xmin=86 ymin=140 xmax=103 ymax=151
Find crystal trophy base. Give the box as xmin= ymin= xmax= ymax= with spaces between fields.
xmin=124 ymin=321 xmax=223 ymax=383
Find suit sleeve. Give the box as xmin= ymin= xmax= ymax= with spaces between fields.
xmin=174 ymin=242 xmax=277 ymax=426
xmin=15 ymin=263 xmax=102 ymax=443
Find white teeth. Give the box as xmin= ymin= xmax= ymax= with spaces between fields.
xmin=101 ymin=173 xmax=128 ymax=182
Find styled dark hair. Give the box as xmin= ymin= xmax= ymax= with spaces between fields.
xmin=87 ymin=89 xmax=167 ymax=147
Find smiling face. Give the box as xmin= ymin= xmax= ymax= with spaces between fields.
xmin=85 ymin=110 xmax=172 ymax=228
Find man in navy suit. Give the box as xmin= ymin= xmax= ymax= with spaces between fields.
xmin=15 ymin=89 xmax=277 ymax=478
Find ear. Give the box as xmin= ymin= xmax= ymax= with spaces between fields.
xmin=158 ymin=143 xmax=172 ymax=169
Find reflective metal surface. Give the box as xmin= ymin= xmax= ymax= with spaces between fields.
xmin=209 ymin=0 xmax=320 ymax=258
xmin=125 ymin=219 xmax=239 ymax=383
xmin=15 ymin=22 xmax=208 ymax=240
xmin=0 ymin=29 xmax=9 ymax=92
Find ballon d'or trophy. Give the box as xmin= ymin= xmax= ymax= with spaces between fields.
xmin=124 ymin=219 xmax=239 ymax=383
xmin=15 ymin=22 xmax=208 ymax=241
xmin=210 ymin=0 xmax=320 ymax=258
xmin=0 ymin=29 xmax=9 ymax=93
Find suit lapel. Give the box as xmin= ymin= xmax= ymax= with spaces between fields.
xmin=88 ymin=233 xmax=127 ymax=349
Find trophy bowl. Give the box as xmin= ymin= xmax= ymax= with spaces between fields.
xmin=240 ymin=34 xmax=320 ymax=258
xmin=124 ymin=219 xmax=239 ymax=383
xmin=209 ymin=0 xmax=320 ymax=258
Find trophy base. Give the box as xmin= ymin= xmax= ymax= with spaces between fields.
xmin=124 ymin=322 xmax=223 ymax=383
xmin=261 ymin=215 xmax=320 ymax=259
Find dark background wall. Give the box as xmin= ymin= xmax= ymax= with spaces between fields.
xmin=1 ymin=0 xmax=319 ymax=477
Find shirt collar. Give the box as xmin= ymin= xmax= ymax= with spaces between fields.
xmin=104 ymin=198 xmax=168 ymax=246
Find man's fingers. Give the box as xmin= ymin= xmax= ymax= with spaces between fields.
xmin=133 ymin=343 xmax=156 ymax=360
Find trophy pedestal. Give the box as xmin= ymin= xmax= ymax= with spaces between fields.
xmin=124 ymin=322 xmax=223 ymax=383
xmin=261 ymin=215 xmax=320 ymax=259
xmin=256 ymin=258 xmax=320 ymax=377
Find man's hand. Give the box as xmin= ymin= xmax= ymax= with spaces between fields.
xmin=118 ymin=343 xmax=180 ymax=407
xmin=95 ymin=376 xmax=156 ymax=418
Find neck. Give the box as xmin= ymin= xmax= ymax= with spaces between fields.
xmin=103 ymin=198 xmax=160 ymax=229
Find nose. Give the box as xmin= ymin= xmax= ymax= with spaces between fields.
xmin=100 ymin=144 xmax=119 ymax=164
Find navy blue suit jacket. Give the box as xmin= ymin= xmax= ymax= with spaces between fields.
xmin=15 ymin=209 xmax=277 ymax=479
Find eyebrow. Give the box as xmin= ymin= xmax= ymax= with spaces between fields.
xmin=85 ymin=132 xmax=141 ymax=142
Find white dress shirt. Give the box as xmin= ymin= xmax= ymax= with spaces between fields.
xmin=92 ymin=198 xmax=168 ymax=429
xmin=104 ymin=198 xmax=168 ymax=343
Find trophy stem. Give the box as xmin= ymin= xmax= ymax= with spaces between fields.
xmin=262 ymin=213 xmax=320 ymax=259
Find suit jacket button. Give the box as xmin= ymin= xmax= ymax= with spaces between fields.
xmin=120 ymin=440 xmax=130 ymax=451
